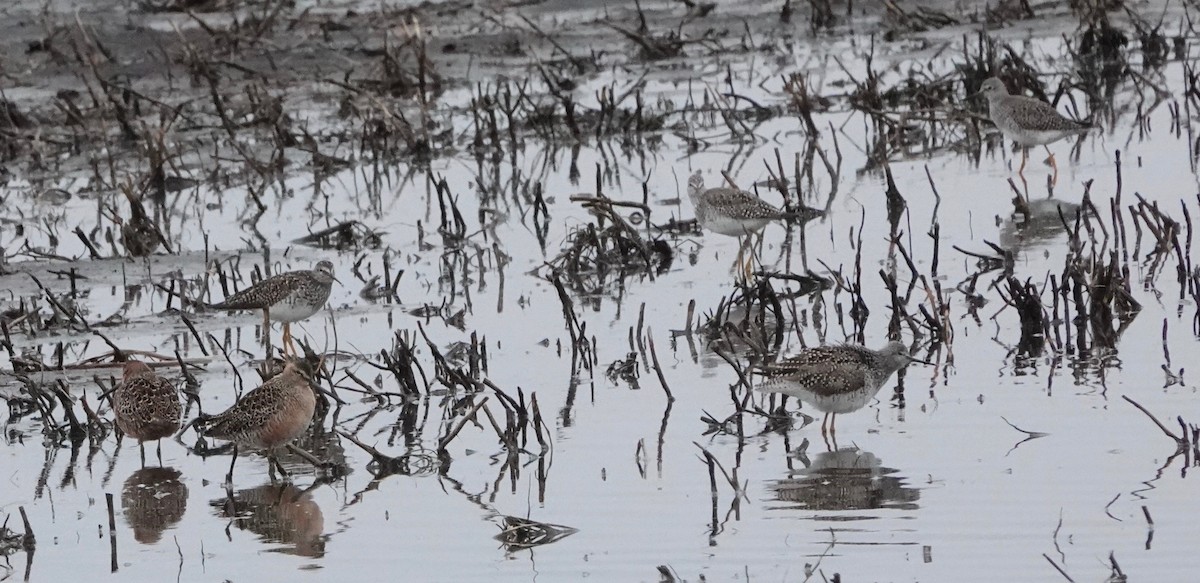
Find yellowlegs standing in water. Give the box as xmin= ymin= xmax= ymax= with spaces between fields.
xmin=687 ymin=171 xmax=816 ymax=279
xmin=754 ymin=342 xmax=928 ymax=443
xmin=210 ymin=260 xmax=337 ymax=356
xmin=113 ymin=360 xmax=182 ymax=465
xmin=199 ymin=359 xmax=318 ymax=482
xmin=976 ymin=77 xmax=1092 ymax=186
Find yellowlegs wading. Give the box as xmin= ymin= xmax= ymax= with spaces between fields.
xmin=976 ymin=77 xmax=1092 ymax=186
xmin=687 ymin=171 xmax=818 ymax=279
xmin=754 ymin=341 xmax=928 ymax=440
xmin=210 ymin=260 xmax=336 ymax=356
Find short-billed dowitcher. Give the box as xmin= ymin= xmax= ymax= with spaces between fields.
xmin=755 ymin=342 xmax=928 ymax=441
xmin=976 ymin=77 xmax=1092 ymax=186
xmin=687 ymin=171 xmax=819 ymax=278
xmin=210 ymin=261 xmax=336 ymax=355
xmin=114 ymin=360 xmax=182 ymax=465
xmin=199 ymin=359 xmax=318 ymax=482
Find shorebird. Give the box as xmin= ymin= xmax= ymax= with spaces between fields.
xmin=976 ymin=77 xmax=1092 ymax=186
xmin=210 ymin=260 xmax=337 ymax=356
xmin=113 ymin=360 xmax=182 ymax=465
xmin=755 ymin=342 xmax=928 ymax=442
xmin=687 ymin=171 xmax=820 ymax=279
xmin=119 ymin=188 xmax=168 ymax=257
xmin=199 ymin=358 xmax=319 ymax=482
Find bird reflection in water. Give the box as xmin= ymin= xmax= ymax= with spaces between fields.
xmin=770 ymin=448 xmax=919 ymax=513
xmin=210 ymin=482 xmax=326 ymax=557
xmin=998 ymin=198 xmax=1083 ymax=254
xmin=121 ymin=467 xmax=188 ymax=544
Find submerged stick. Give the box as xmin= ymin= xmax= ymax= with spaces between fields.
xmin=106 ymin=492 xmax=118 ymax=573
xmin=646 ymin=328 xmax=674 ymax=402
xmin=1121 ymin=395 xmax=1185 ymax=445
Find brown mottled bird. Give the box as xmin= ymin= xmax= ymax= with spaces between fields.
xmin=755 ymin=342 xmax=928 ymax=441
xmin=975 ymin=77 xmax=1092 ymax=186
xmin=119 ymin=188 xmax=169 ymax=257
xmin=687 ymin=171 xmax=821 ymax=279
xmin=199 ymin=359 xmax=318 ymax=482
xmin=209 ymin=261 xmax=337 ymax=356
xmin=114 ymin=360 xmax=182 ymax=465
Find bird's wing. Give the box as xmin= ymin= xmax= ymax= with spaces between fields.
xmin=702 ymin=188 xmax=786 ymax=220
xmin=211 ymin=272 xmax=303 ymax=310
xmin=1008 ymin=96 xmax=1091 ymax=132
xmin=757 ymin=360 xmax=869 ymax=397
xmin=117 ymin=376 xmax=181 ymax=425
xmin=203 ymin=382 xmax=284 ymax=438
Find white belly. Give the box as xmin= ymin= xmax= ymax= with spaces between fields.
xmin=701 ymin=214 xmax=770 ymax=237
xmin=269 ymin=293 xmax=321 ymax=323
xmin=758 ymin=379 xmax=882 ymax=414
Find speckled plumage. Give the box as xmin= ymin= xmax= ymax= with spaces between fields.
xmin=755 ymin=342 xmax=922 ymax=438
xmin=687 ymin=171 xmax=790 ymax=237
xmin=121 ymin=217 xmax=162 ymax=257
xmin=211 ymin=261 xmax=336 ymax=323
xmin=979 ymin=77 xmax=1091 ymax=147
xmin=114 ymin=361 xmax=182 ymax=445
xmin=201 ymin=360 xmax=317 ymax=452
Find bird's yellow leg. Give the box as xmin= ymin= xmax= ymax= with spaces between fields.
xmin=1018 ymin=148 xmax=1028 ymax=177
xmin=745 ymin=234 xmax=759 ymax=280
xmin=743 ymin=246 xmax=753 ymax=281
xmin=732 ymin=238 xmax=745 ymax=282
xmin=1044 ymin=146 xmax=1058 ymax=187
xmin=284 ymin=323 xmax=295 ymax=357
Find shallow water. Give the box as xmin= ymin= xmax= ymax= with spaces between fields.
xmin=2 ymin=1 xmax=1199 ymax=582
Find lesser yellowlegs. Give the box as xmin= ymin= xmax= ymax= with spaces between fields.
xmin=754 ymin=342 xmax=927 ymax=440
xmin=687 ymin=171 xmax=816 ymax=278
xmin=199 ymin=359 xmax=318 ymax=482
xmin=210 ymin=260 xmax=336 ymax=355
xmin=976 ymin=77 xmax=1092 ymax=186
xmin=113 ymin=360 xmax=182 ymax=465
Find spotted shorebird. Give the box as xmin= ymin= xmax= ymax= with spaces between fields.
xmin=210 ymin=261 xmax=336 ymax=356
xmin=199 ymin=358 xmax=318 ymax=482
xmin=687 ymin=171 xmax=819 ymax=279
xmin=755 ymin=342 xmax=928 ymax=442
xmin=976 ymin=77 xmax=1092 ymax=186
xmin=119 ymin=188 xmax=168 ymax=257
xmin=113 ymin=360 xmax=182 ymax=465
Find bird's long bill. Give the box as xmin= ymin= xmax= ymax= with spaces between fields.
xmin=908 ymin=356 xmax=933 ymax=366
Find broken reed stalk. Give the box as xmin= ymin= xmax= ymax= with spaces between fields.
xmin=692 ymin=442 xmax=742 ymax=496
xmin=1122 ymin=395 xmax=1187 ymax=447
xmin=438 ymin=396 xmax=490 ymax=451
xmin=106 ymin=492 xmax=118 ymax=573
xmin=18 ymin=506 xmax=35 ymax=550
xmin=645 ymin=327 xmax=674 ymax=401
xmin=529 ymin=394 xmax=549 ymax=453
